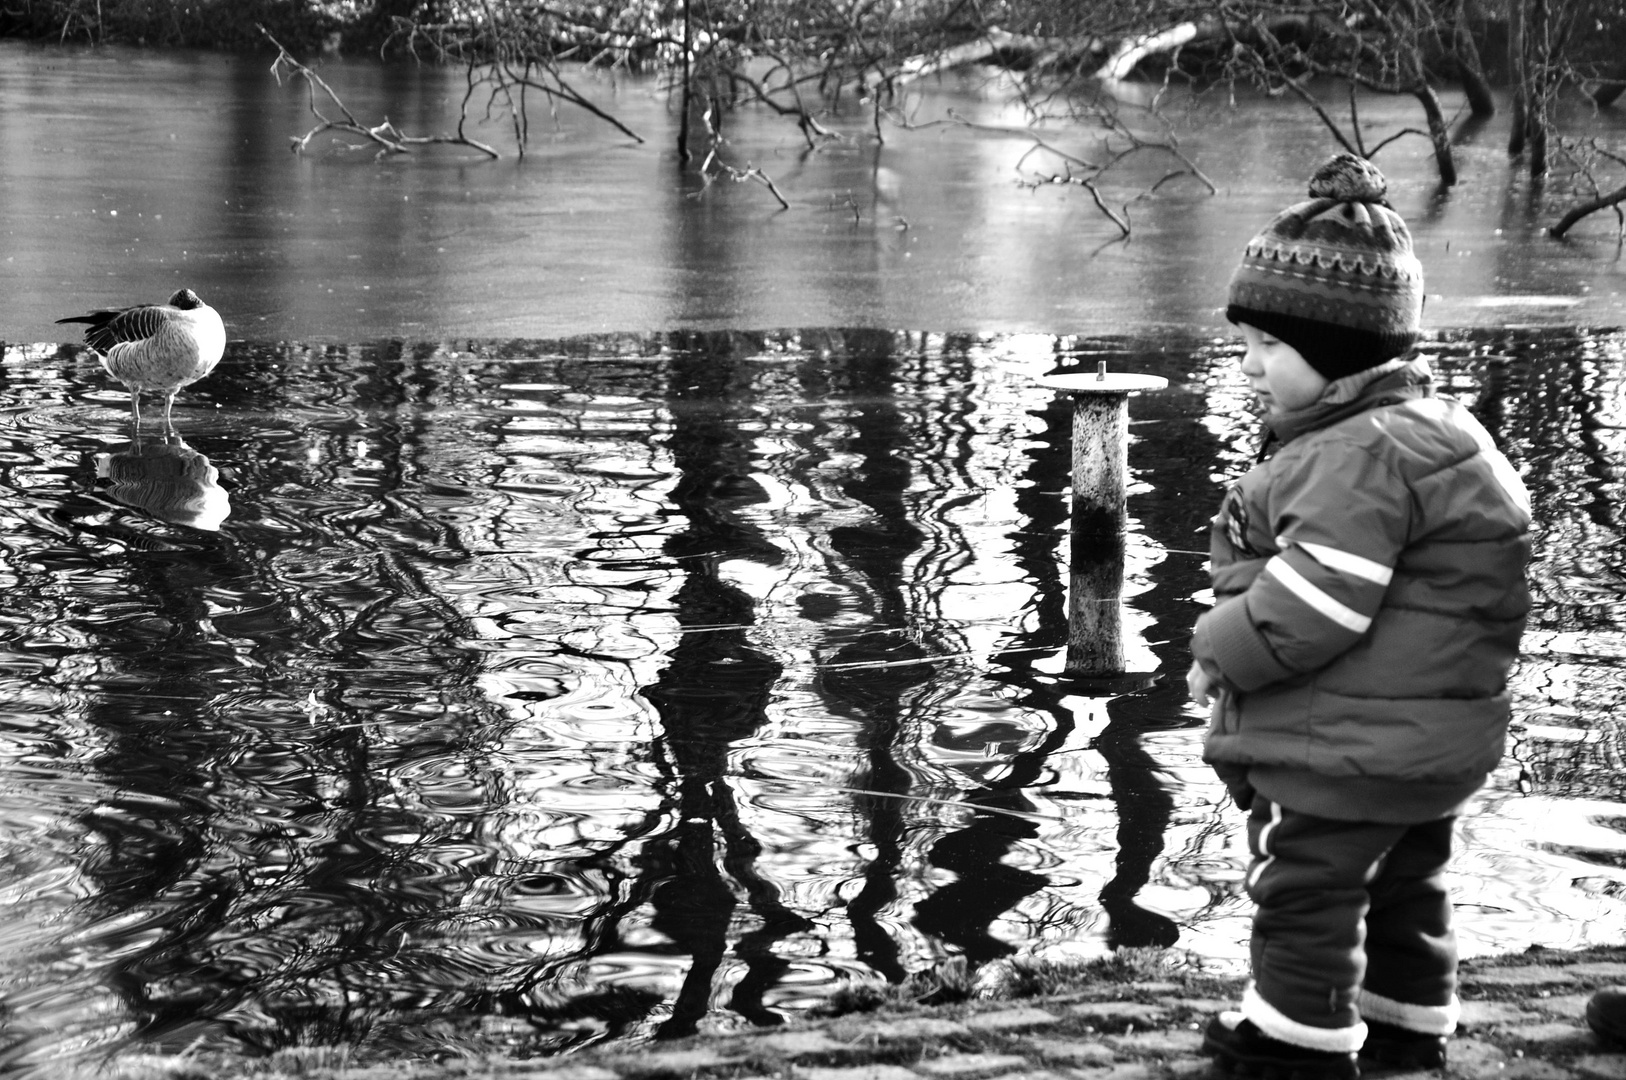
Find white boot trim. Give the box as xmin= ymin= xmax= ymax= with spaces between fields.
xmin=1242 ymin=983 xmax=1366 ymax=1054
xmin=1358 ymin=988 xmax=1459 ymax=1035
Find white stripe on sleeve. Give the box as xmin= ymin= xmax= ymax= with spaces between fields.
xmin=1263 ymin=556 xmax=1373 ymax=633
xmin=1289 ymin=540 xmax=1394 ymax=585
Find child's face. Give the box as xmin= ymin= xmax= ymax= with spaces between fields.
xmin=1237 ymin=323 xmax=1329 ymax=414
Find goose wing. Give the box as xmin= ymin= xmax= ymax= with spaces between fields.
xmin=58 ymin=304 xmax=173 ymax=354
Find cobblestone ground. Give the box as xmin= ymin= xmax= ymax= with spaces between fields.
xmin=469 ymin=961 xmax=1626 ymax=1080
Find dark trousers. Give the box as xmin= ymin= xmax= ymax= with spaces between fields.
xmin=1246 ymin=796 xmax=1458 ymax=1033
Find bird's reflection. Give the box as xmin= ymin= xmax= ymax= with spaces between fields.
xmin=93 ymin=436 xmax=230 ymax=530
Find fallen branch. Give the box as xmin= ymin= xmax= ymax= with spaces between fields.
xmin=498 ymin=62 xmax=645 ymax=144
xmin=261 ymin=26 xmax=500 ymax=159
xmin=1089 ymin=14 xmax=1340 ymax=82
xmin=869 ymin=27 xmax=1080 ymax=90
xmin=994 ymin=119 xmax=1216 ymax=194
xmin=893 ymin=29 xmax=1017 ymax=83
xmin=1095 ymin=22 xmax=1205 ymax=81
xmin=722 ymin=56 xmax=843 ymax=149
xmin=1548 ymin=184 xmax=1626 ymax=238
xmin=1548 ymin=139 xmax=1626 ymax=237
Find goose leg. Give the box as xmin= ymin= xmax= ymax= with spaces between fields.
xmin=129 ymin=392 xmax=142 ymax=430
xmin=162 ymin=392 xmax=177 ymax=434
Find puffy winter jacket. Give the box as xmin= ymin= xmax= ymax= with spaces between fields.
xmin=1191 ymin=357 xmax=1530 ymax=822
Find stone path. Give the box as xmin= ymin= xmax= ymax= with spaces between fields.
xmin=485 ymin=961 xmax=1626 ymax=1080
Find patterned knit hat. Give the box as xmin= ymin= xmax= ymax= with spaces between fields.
xmin=1226 ymin=153 xmax=1424 ymax=381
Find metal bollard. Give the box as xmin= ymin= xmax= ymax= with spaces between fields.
xmin=1038 ymin=363 xmax=1168 ymax=679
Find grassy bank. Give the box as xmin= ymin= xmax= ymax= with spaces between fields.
xmin=65 ymin=943 xmax=1626 ymax=1080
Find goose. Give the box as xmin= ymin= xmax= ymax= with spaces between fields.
xmin=58 ymin=288 xmax=226 ymax=430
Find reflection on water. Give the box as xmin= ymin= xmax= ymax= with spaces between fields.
xmin=93 ymin=437 xmax=230 ymax=530
xmin=0 ymin=329 xmax=1621 ymax=1072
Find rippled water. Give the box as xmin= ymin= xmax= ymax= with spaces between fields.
xmin=0 ymin=327 xmax=1621 ymax=1072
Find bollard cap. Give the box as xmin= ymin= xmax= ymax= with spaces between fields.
xmin=1038 ymin=371 xmax=1168 ymax=394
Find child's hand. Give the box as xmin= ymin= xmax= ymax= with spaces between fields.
xmin=1187 ymin=660 xmax=1220 ymax=707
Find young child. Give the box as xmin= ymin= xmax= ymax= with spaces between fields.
xmin=1187 ymin=153 xmax=1531 ymax=1079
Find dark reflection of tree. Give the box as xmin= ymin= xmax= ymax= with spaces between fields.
xmin=897 ymin=354 xmax=1073 ymax=966
xmin=1095 ymin=346 xmax=1224 ymax=949
xmin=65 ymin=349 xmax=481 ymax=1040
xmin=799 ymin=330 xmax=1061 ymax=981
xmin=908 ymin=754 xmax=1053 ymax=967
xmin=21 ymin=342 xmax=567 ymax=1061
xmin=1439 ymin=331 xmax=1626 ymax=802
xmin=872 ymin=334 xmax=1051 ymax=969
xmin=635 ymin=333 xmax=812 ymax=1039
xmin=791 ymin=330 xmax=930 ymax=985
xmin=51 ymin=535 xmax=254 ymax=1046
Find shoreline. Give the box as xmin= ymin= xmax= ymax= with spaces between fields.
xmin=92 ymin=943 xmax=1626 ymax=1080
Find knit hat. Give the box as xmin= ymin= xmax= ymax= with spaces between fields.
xmin=1226 ymin=153 xmax=1424 ymax=381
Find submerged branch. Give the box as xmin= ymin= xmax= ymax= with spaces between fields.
xmin=262 ymin=26 xmax=500 ymax=158
xmin=692 ymin=102 xmax=791 ymax=209
xmin=1549 ymin=138 xmax=1626 ymax=238
xmin=500 ymin=64 xmax=646 ymax=143
xmin=697 ymin=151 xmax=793 ymax=209
xmin=900 ymin=108 xmax=1213 ymax=237
xmin=1021 ymin=169 xmax=1132 ymax=236
xmin=1549 ymin=184 xmax=1626 ymax=238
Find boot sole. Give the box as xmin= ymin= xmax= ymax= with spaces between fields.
xmin=1360 ymin=1044 xmax=1446 ymax=1069
xmin=1203 ymin=1036 xmax=1361 ymax=1080
xmin=1587 ymin=1002 xmax=1626 ymax=1047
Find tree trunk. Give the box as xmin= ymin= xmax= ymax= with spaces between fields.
xmin=1414 ymin=83 xmax=1459 ymax=186
xmin=677 ymin=0 xmax=692 ymax=162
xmin=1526 ymin=0 xmax=1550 ymax=178
xmin=1453 ymin=4 xmax=1495 ymax=118
xmin=1505 ymin=0 xmax=1550 ymax=176
xmin=1507 ymin=0 xmax=1526 ymax=155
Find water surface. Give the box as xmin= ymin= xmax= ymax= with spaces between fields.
xmin=8 ymin=42 xmax=1626 ymax=338
xmin=2 ymin=42 xmax=1625 ymax=1077
xmin=0 ymin=327 xmax=1621 ymax=1073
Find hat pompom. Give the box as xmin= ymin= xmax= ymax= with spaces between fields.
xmin=1307 ymin=153 xmax=1388 ymax=203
